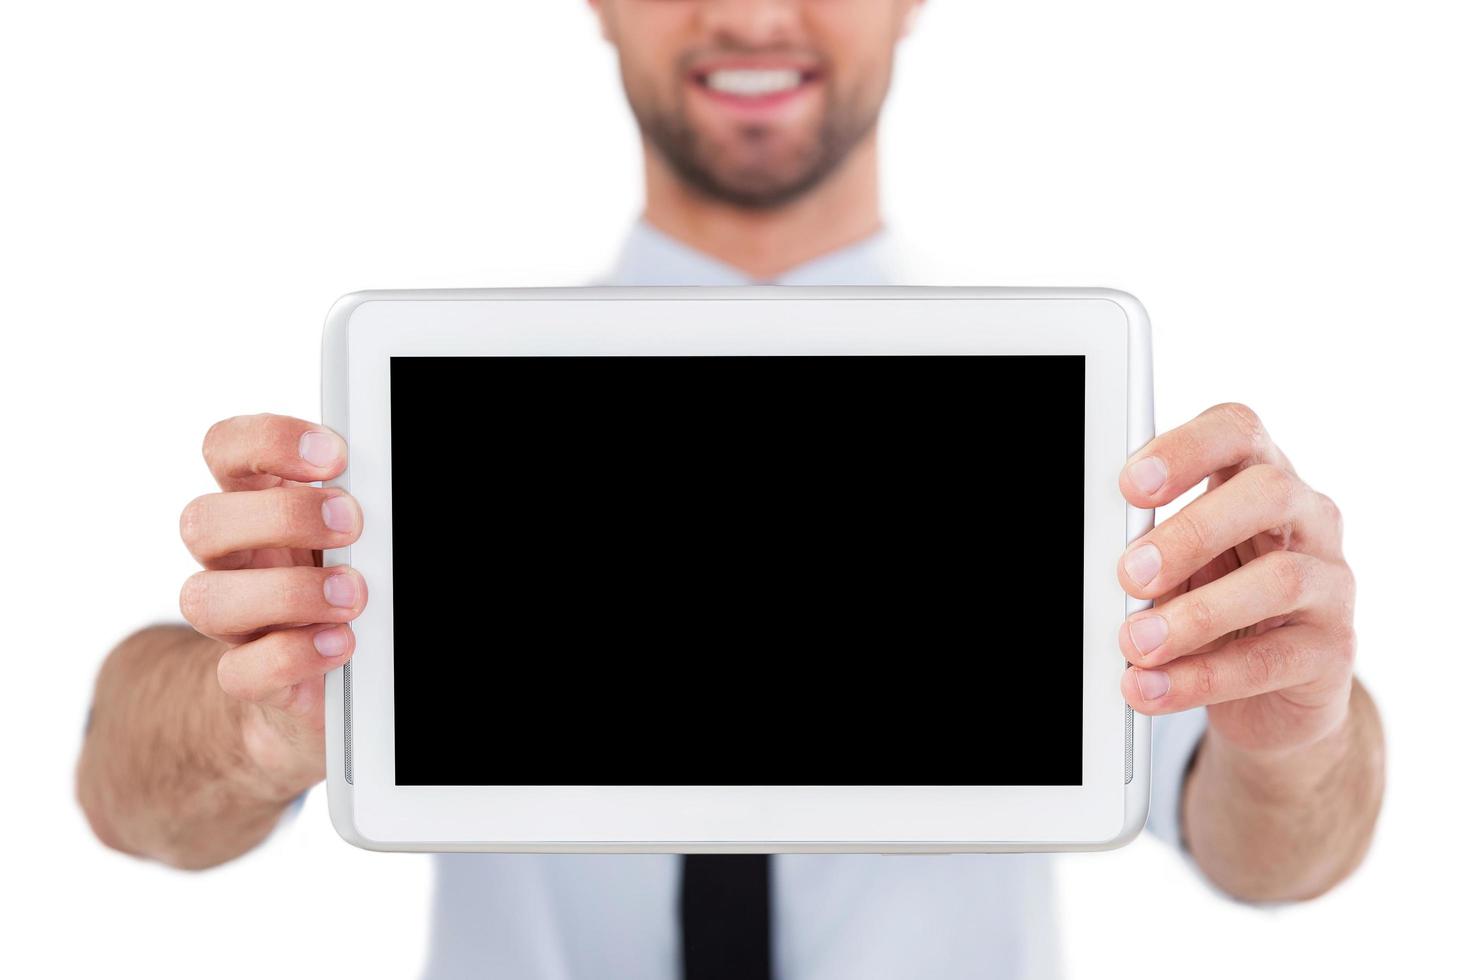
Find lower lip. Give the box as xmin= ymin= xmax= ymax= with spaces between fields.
xmin=688 ymin=75 xmax=820 ymax=116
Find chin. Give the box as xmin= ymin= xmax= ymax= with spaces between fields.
xmin=702 ymin=139 xmax=827 ymax=199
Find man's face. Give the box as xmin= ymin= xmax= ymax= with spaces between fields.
xmin=593 ymin=0 xmax=921 ymax=209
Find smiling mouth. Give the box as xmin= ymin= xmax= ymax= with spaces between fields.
xmin=691 ymin=66 xmax=823 ymax=100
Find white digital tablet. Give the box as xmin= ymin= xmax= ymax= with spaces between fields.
xmin=320 ymin=286 xmax=1156 ymax=853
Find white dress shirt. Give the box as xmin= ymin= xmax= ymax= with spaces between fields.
xmin=422 ymin=221 xmax=1210 ymax=980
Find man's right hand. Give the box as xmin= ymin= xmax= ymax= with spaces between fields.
xmin=177 ymin=413 xmax=365 ymax=800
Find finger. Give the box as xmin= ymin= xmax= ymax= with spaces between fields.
xmin=217 ymin=624 xmax=356 ymax=711
xmin=1120 ymin=550 xmax=1352 ymax=667
xmin=1118 ymin=463 xmax=1344 ymax=598
xmin=180 ymin=487 xmax=362 ymax=567
xmin=1120 ymin=402 xmax=1296 ymax=509
xmin=202 ymin=414 xmax=347 ymax=492
xmin=1120 ymin=623 xmax=1350 ymax=715
xmin=180 ymin=566 xmax=366 ymax=638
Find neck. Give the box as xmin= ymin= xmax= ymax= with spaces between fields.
xmin=640 ymin=131 xmax=882 ymax=281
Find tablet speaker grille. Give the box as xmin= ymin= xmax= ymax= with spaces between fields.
xmin=1124 ymin=704 xmax=1135 ymax=784
xmin=343 ymin=660 xmax=354 ymax=785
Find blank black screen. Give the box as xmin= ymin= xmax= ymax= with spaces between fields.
xmin=389 ymin=355 xmax=1084 ymax=786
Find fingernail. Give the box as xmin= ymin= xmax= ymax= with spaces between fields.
xmin=324 ymin=572 xmax=358 ymax=608
xmin=1127 ymin=615 xmax=1169 ymax=657
xmin=1123 ymin=543 xmax=1162 ymax=587
xmin=313 ymin=626 xmax=348 ymax=658
xmin=299 ymin=430 xmax=341 ymax=468
xmin=1134 ymin=668 xmax=1170 ymax=701
xmin=322 ymin=495 xmax=356 ymax=533
xmin=1126 ymin=456 xmax=1168 ymax=495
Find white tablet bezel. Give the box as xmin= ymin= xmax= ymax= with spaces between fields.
xmin=321 ymin=286 xmax=1156 ymax=853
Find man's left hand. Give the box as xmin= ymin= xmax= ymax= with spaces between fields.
xmin=1116 ymin=402 xmax=1357 ymax=753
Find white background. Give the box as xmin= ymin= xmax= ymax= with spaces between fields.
xmin=2 ymin=1 xmax=1469 ymax=977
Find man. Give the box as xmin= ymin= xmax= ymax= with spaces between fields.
xmin=76 ymin=1 xmax=1384 ymax=977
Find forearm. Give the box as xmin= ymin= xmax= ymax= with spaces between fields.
xmin=75 ymin=625 xmax=305 ymax=870
xmin=1181 ymin=677 xmax=1385 ymax=902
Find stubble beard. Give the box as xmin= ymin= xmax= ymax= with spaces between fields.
xmin=634 ymin=82 xmax=880 ymax=211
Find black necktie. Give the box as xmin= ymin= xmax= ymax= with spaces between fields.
xmin=679 ymin=854 xmax=773 ymax=980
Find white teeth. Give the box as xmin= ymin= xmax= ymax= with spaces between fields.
xmin=704 ymin=68 xmax=804 ymax=97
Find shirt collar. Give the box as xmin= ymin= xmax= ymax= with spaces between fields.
xmin=600 ymin=219 xmax=897 ymax=287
